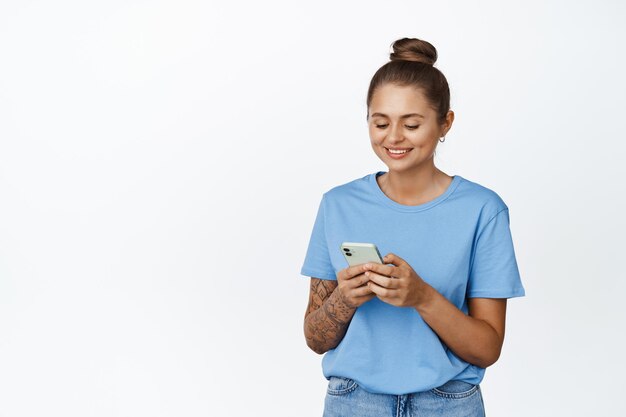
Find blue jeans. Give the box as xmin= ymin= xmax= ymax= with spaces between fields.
xmin=323 ymin=376 xmax=486 ymax=417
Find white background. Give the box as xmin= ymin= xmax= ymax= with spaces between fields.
xmin=1 ymin=1 xmax=624 ymax=416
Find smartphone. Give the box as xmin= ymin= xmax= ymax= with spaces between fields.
xmin=340 ymin=242 xmax=384 ymax=267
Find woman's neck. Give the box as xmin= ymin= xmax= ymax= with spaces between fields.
xmin=377 ymin=166 xmax=452 ymax=206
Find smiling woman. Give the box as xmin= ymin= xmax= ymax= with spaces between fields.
xmin=368 ymin=83 xmax=454 ymax=205
xmin=300 ymin=37 xmax=525 ymax=417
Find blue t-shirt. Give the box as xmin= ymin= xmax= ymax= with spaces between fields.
xmin=300 ymin=171 xmax=526 ymax=395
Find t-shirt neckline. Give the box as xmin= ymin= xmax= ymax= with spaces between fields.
xmin=369 ymin=171 xmax=462 ymax=212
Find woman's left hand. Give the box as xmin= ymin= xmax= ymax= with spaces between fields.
xmin=363 ymin=253 xmax=433 ymax=309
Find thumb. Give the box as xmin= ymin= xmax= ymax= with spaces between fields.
xmin=384 ymin=253 xmax=404 ymax=266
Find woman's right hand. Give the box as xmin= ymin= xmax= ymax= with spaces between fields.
xmin=336 ymin=264 xmax=377 ymax=309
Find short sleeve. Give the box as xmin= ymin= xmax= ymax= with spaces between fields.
xmin=467 ymin=208 xmax=526 ymax=298
xmin=300 ymin=194 xmax=337 ymax=280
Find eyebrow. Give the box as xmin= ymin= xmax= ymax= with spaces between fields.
xmin=370 ymin=112 xmax=424 ymax=119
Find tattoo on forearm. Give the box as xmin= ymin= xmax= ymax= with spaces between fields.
xmin=305 ymin=285 xmax=356 ymax=353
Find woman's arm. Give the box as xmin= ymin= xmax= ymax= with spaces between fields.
xmin=303 ymin=264 xmax=377 ymax=354
xmin=364 ymin=253 xmax=507 ymax=368
xmin=303 ymin=278 xmax=356 ymax=355
xmin=416 ymin=287 xmax=507 ymax=368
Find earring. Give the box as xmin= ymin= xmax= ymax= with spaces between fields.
xmin=439 ymin=136 xmax=446 ymax=143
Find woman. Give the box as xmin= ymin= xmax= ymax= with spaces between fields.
xmin=300 ymin=37 xmax=526 ymax=417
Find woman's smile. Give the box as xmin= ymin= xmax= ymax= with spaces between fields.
xmin=384 ymin=146 xmax=413 ymax=159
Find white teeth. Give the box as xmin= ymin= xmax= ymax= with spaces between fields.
xmin=388 ymin=148 xmax=409 ymax=154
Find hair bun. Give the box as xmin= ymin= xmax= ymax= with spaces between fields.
xmin=389 ymin=38 xmax=437 ymax=66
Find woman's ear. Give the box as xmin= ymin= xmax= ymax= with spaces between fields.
xmin=441 ymin=110 xmax=455 ymax=136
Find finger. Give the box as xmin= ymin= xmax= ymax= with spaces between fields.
xmin=363 ymin=290 xmax=377 ymax=302
xmin=343 ymin=263 xmax=371 ymax=279
xmin=383 ymin=253 xmax=407 ymax=268
xmin=365 ymin=270 xmax=398 ymax=289
xmin=351 ymin=293 xmax=376 ymax=307
xmin=353 ymin=283 xmax=375 ymax=297
xmin=367 ymin=280 xmax=378 ymax=295
xmin=358 ymin=292 xmax=377 ymax=303
xmin=367 ymin=280 xmax=393 ymax=297
xmin=363 ymin=262 xmax=400 ymax=278
xmin=347 ymin=273 xmax=370 ymax=289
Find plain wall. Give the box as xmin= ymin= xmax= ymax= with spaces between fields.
xmin=1 ymin=1 xmax=624 ymax=416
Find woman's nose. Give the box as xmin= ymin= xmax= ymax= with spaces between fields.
xmin=387 ymin=123 xmax=403 ymax=143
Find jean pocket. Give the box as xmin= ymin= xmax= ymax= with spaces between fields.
xmin=430 ymin=380 xmax=479 ymax=399
xmin=326 ymin=376 xmax=358 ymax=396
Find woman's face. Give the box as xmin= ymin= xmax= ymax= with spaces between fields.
xmin=368 ymin=83 xmax=451 ymax=172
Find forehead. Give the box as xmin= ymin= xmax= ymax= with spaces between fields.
xmin=369 ymin=83 xmax=432 ymax=117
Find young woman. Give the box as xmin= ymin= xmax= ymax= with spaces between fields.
xmin=300 ymin=37 xmax=526 ymax=417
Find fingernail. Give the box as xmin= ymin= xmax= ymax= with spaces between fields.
xmin=365 ymin=263 xmax=371 ymax=269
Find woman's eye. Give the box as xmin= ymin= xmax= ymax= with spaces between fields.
xmin=374 ymin=124 xmax=419 ymax=129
